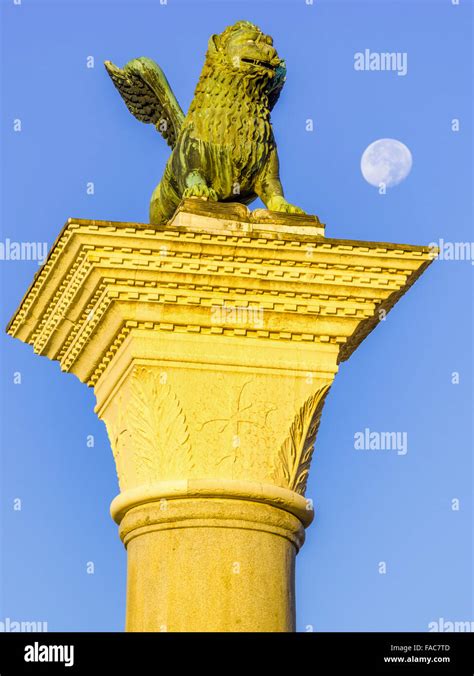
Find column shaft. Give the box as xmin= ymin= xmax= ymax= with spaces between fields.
xmin=119 ymin=497 xmax=305 ymax=632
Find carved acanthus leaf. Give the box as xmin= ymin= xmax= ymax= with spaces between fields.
xmin=104 ymin=367 xmax=193 ymax=486
xmin=127 ymin=368 xmax=193 ymax=482
xmin=272 ymin=385 xmax=330 ymax=495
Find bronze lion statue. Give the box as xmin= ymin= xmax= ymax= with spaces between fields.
xmin=105 ymin=20 xmax=305 ymax=224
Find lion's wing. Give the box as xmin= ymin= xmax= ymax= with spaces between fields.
xmin=105 ymin=57 xmax=185 ymax=148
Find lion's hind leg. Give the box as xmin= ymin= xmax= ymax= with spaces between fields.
xmin=149 ymin=169 xmax=180 ymax=225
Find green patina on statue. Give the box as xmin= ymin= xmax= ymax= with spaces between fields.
xmin=105 ymin=20 xmax=305 ymax=224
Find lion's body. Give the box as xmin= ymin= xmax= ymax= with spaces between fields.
xmin=150 ymin=64 xmax=275 ymax=223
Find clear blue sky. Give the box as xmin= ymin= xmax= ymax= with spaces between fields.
xmin=0 ymin=0 xmax=472 ymax=631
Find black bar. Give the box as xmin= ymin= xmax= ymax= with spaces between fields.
xmin=0 ymin=632 xmax=472 ymax=674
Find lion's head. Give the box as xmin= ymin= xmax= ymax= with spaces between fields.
xmin=208 ymin=21 xmax=285 ymax=82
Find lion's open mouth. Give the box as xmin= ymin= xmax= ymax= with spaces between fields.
xmin=240 ymin=57 xmax=275 ymax=70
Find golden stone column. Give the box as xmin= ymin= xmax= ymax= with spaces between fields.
xmin=6 ymin=200 xmax=435 ymax=632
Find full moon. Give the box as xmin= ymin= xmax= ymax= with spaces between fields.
xmin=361 ymin=138 xmax=413 ymax=188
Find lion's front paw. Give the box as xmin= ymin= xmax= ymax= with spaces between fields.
xmin=285 ymin=203 xmax=306 ymax=215
xmin=266 ymin=195 xmax=305 ymax=215
xmin=183 ymin=184 xmax=218 ymax=201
